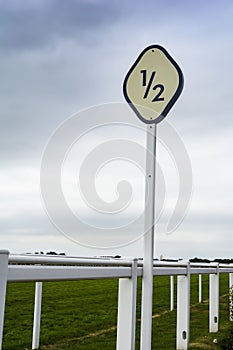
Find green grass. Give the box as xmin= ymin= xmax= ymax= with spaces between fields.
xmin=2 ymin=274 xmax=233 ymax=349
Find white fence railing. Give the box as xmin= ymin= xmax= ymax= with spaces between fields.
xmin=0 ymin=250 xmax=233 ymax=350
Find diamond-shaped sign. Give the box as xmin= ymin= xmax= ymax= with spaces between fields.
xmin=123 ymin=45 xmax=184 ymax=124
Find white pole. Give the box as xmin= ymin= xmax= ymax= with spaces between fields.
xmin=140 ymin=124 xmax=156 ymax=350
xmin=176 ymin=263 xmax=190 ymax=350
xmin=229 ymin=273 xmax=233 ymax=322
xmin=199 ymin=274 xmax=202 ymax=303
xmin=209 ymin=265 xmax=219 ymax=333
xmin=170 ymin=276 xmax=174 ymax=311
xmin=229 ymin=273 xmax=233 ymax=289
xmin=32 ymin=282 xmax=43 ymax=350
xmin=117 ymin=259 xmax=138 ymax=350
xmin=0 ymin=250 xmax=9 ymax=350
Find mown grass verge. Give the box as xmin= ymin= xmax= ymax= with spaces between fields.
xmin=2 ymin=274 xmax=232 ymax=349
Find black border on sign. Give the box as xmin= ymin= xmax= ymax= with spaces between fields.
xmin=123 ymin=44 xmax=184 ymax=124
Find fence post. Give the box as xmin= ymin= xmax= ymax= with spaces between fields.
xmin=209 ymin=264 xmax=219 ymax=333
xmin=199 ymin=274 xmax=202 ymax=303
xmin=229 ymin=273 xmax=233 ymax=322
xmin=32 ymin=282 xmax=43 ymax=350
xmin=176 ymin=262 xmax=190 ymax=350
xmin=116 ymin=259 xmax=137 ymax=350
xmin=0 ymin=250 xmax=9 ymax=350
xmin=170 ymin=276 xmax=174 ymax=311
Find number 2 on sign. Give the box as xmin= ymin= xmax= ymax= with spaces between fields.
xmin=140 ymin=70 xmax=165 ymax=102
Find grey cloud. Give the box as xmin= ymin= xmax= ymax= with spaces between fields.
xmin=0 ymin=0 xmax=123 ymax=52
xmin=2 ymin=0 xmax=218 ymax=53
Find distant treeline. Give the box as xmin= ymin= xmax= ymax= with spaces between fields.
xmin=27 ymin=251 xmax=66 ymax=256
xmin=159 ymin=257 xmax=233 ymax=264
xmin=25 ymin=253 xmax=233 ymax=264
xmin=189 ymin=257 xmax=233 ymax=264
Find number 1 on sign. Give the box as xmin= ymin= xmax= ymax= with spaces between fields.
xmin=140 ymin=70 xmax=165 ymax=102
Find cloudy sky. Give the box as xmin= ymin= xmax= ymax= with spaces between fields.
xmin=1 ymin=0 xmax=233 ymax=260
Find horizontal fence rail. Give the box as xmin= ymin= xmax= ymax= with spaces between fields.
xmin=0 ymin=251 xmax=233 ymax=350
xmin=7 ymin=265 xmax=135 ymax=282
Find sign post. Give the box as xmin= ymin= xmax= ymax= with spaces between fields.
xmin=123 ymin=45 xmax=184 ymax=350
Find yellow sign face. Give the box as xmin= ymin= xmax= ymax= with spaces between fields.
xmin=123 ymin=45 xmax=184 ymax=124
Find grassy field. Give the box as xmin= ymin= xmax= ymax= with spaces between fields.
xmin=2 ymin=274 xmax=233 ymax=349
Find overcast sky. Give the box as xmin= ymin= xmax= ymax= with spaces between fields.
xmin=1 ymin=0 xmax=233 ymax=259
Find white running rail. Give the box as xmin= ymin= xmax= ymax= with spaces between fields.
xmin=0 ymin=250 xmax=233 ymax=350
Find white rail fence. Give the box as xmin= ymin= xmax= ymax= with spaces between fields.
xmin=0 ymin=250 xmax=233 ymax=350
